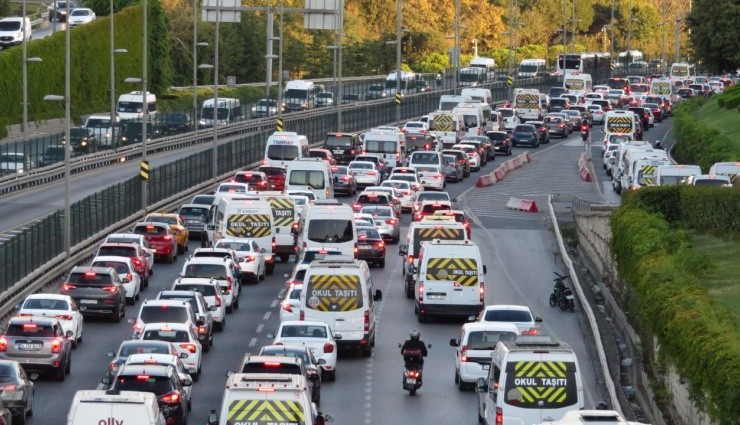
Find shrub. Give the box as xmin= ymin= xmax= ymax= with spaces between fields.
xmin=671 ymin=99 xmax=738 ymax=171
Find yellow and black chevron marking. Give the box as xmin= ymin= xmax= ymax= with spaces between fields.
xmin=268 ymin=198 xmax=294 ymax=227
xmin=226 ymin=214 xmax=272 ymax=238
xmin=652 ymin=82 xmax=671 ymax=95
xmin=425 ymin=257 xmax=479 ymax=286
xmin=306 ymin=274 xmax=362 ymax=312
xmin=227 ymin=399 xmax=305 ymax=425
xmin=640 ymin=165 xmax=657 ymax=185
xmin=564 ymin=79 xmax=585 ymax=90
xmin=606 ymin=116 xmax=633 ymax=134
xmin=432 ymin=114 xmax=453 ymax=132
xmin=508 ymin=361 xmax=573 ymax=406
xmin=514 ymin=360 xmax=568 ymax=378
xmin=515 ymin=94 xmax=540 ymax=108
xmin=416 ymin=227 xmax=463 ymax=239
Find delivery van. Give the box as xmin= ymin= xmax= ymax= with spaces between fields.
xmin=603 ymin=110 xmax=636 ymax=139
xmin=213 ymin=197 xmax=275 ymax=267
xmin=67 ymin=390 xmax=166 ymax=425
xmin=239 ymin=193 xmax=296 ymax=263
xmin=264 ymin=131 xmax=310 ymax=168
xmin=300 ymin=259 xmax=382 ymax=356
xmin=412 ymin=239 xmax=486 ymax=322
xmin=362 ymin=129 xmax=406 ymax=170
xmin=296 ymin=199 xmax=356 ymax=259
xmin=476 ymin=335 xmax=584 ymax=425
xmin=655 ymin=164 xmax=701 ymax=186
xmin=287 ymin=157 xmax=334 ymax=200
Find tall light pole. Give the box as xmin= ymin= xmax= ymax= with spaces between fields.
xmin=571 ymin=0 xmax=577 ymax=51
xmin=193 ymin=41 xmax=209 ymax=132
xmin=674 ymin=19 xmax=682 ymax=63
xmin=562 ymin=0 xmax=567 ymax=54
xmin=110 ymin=0 xmax=127 ymax=150
xmin=277 ymin=0 xmax=284 ymax=122
xmin=212 ymin=0 xmax=221 ymax=181
xmin=21 ymin=0 xmax=42 ymax=136
xmin=660 ymin=8 xmax=668 ymax=69
xmin=610 ymin=0 xmax=615 ymax=59
xmin=395 ymin=0 xmax=401 ymax=124
xmin=42 ymin=0 xmax=71 ymax=255
xmin=453 ymin=0 xmax=460 ymax=89
xmin=265 ymin=6 xmax=273 ymax=100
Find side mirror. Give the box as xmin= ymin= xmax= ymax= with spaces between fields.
xmin=207 ymin=410 xmax=219 ymax=425
xmin=180 ymin=352 xmax=188 ymax=359
xmin=476 ymin=377 xmax=487 ymax=393
xmin=260 ymin=248 xmax=267 ymax=253
xmin=28 ymin=373 xmax=39 ymax=381
xmin=106 ymin=351 xmax=116 ymax=358
xmin=102 ymin=377 xmax=112 ymax=385
xmin=318 ymin=358 xmax=327 ymax=365
xmin=121 ymin=277 xmax=130 ymax=283
xmin=535 ymin=316 xmax=543 ymax=322
xmin=427 ymin=343 xmax=432 ymax=348
xmin=398 ymin=245 xmax=408 ymax=256
xmin=333 ymin=176 xmax=339 ymax=184
xmin=209 ymin=305 xmax=217 ymax=311
xmin=222 ymin=289 xmax=230 ymax=295
xmin=181 ymin=376 xmax=194 ymax=386
xmin=66 ymin=330 xmax=74 ymax=340
xmin=333 ymin=334 xmax=342 ymax=340
xmin=127 ymin=318 xmax=135 ymax=324
xmin=449 ymin=338 xmax=458 ymax=347
xmin=467 ymin=315 xmax=477 ymax=322
xmin=373 ymin=289 xmax=382 ymax=302
xmin=483 ymin=265 xmax=487 ymax=275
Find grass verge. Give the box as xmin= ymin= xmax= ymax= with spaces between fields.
xmin=690 ymin=231 xmax=740 ymax=327
xmin=693 ymin=97 xmax=740 ymax=154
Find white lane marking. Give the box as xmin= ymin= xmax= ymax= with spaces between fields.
xmin=249 ymin=338 xmax=257 ymax=347
xmin=270 ymin=299 xmax=278 ymax=308
xmin=263 ymin=311 xmax=271 ymax=320
xmin=256 ymin=323 xmax=264 ymax=333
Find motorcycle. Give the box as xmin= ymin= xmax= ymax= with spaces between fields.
xmin=399 ymin=343 xmax=431 ymax=396
xmin=559 ymin=286 xmax=575 ymax=312
xmin=580 ymin=124 xmax=589 ymax=142
xmin=549 ymin=272 xmax=568 ymax=307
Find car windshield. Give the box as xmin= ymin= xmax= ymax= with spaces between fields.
xmin=358 ymin=194 xmax=389 ymax=204
xmin=331 ymin=166 xmax=349 ymax=176
xmin=179 ymin=207 xmax=207 ymax=219
xmin=267 ymin=145 xmax=299 ymax=161
xmin=142 ymin=329 xmax=189 ymax=343
xmin=301 ymin=251 xmax=341 ymax=262
xmin=325 ymin=135 xmax=352 ymax=148
xmin=483 ymin=309 xmax=532 ymax=322
xmin=118 ymin=343 xmax=170 ymax=357
xmin=117 ymin=101 xmax=143 ymax=113
xmin=233 ymin=173 xmax=264 ymax=184
xmin=418 ymin=192 xmax=449 ymax=202
xmin=307 ymin=219 xmax=353 ymax=243
xmin=97 ymin=246 xmax=136 ymax=257
xmin=0 ymin=21 xmax=21 ymax=31
xmin=139 ymin=306 xmax=188 ymax=323
xmin=362 ymin=206 xmax=392 ymax=217
xmin=289 ymin=170 xmax=325 ymax=189
xmin=467 ymin=330 xmax=518 ymax=350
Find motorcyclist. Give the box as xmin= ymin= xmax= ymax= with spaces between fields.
xmin=401 ymin=329 xmax=428 ymax=371
xmin=653 ymin=140 xmax=664 ymax=150
xmin=580 ymin=121 xmax=590 ymax=133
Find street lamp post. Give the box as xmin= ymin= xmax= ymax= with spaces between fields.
xmin=674 ymin=19 xmax=682 ymax=63
xmin=277 ymin=0 xmax=284 ymax=122
xmin=395 ymin=0 xmax=401 ymax=124
xmin=212 ymin=0 xmax=220 ymax=181
xmin=610 ymin=0 xmax=615 ymax=59
xmin=109 ymin=0 xmax=128 ymax=150
xmin=21 ymin=0 xmax=42 ymax=136
xmin=193 ymin=41 xmax=209 ymax=132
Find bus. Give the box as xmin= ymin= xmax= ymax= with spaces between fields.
xmin=618 ymin=50 xmax=644 ymax=67
xmin=385 ymin=71 xmax=416 ymax=96
xmin=518 ymin=59 xmax=546 ymax=78
xmin=556 ymin=52 xmax=610 ymax=78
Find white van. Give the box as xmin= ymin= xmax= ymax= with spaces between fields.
xmin=199 ymin=97 xmax=243 ymax=127
xmin=362 ymin=129 xmax=406 ymax=169
xmin=453 ymin=103 xmax=485 ymax=136
xmin=413 ymin=239 xmax=486 ymax=322
xmin=213 ymin=197 xmax=275 ymax=269
xmin=0 ymin=17 xmax=32 ymax=48
xmin=408 ymin=151 xmax=444 ymax=171
xmin=449 ymin=321 xmax=519 ymax=390
xmin=439 ymin=95 xmax=472 ymax=111
xmin=563 ymin=74 xmax=593 ymax=98
xmin=208 ymin=374 xmax=327 ymax=425
xmin=67 ymin=390 xmax=166 ymax=425
xmin=476 ymin=336 xmax=585 ymax=425
xmin=655 ymin=164 xmax=701 ymax=186
xmin=301 ymin=259 xmax=382 ymax=356
xmin=604 ymin=110 xmax=636 ymax=139
xmin=708 ymin=161 xmax=740 ymax=177
xmin=286 ymin=157 xmax=334 ymax=200
xmin=239 ymin=193 xmax=296 ymax=262
xmin=264 ymin=131 xmax=310 ymax=168
xmin=514 ymin=89 xmax=542 ymax=122
xmin=518 ymin=58 xmax=547 ymax=78
xmin=296 ymin=199 xmax=356 ymax=259
xmin=428 ymin=110 xmax=466 ymax=146
xmin=117 ymin=91 xmax=157 ymax=121
xmin=461 ymin=88 xmax=493 ymax=105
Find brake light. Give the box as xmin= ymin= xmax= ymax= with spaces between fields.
xmin=56 ymin=314 xmax=73 ymax=321
xmin=132 ymin=258 xmax=143 ymax=268
xmin=84 ymin=272 xmax=96 ymax=278
xmin=51 ymin=338 xmax=63 ymax=353
xmin=225 ymin=277 xmax=233 ymax=291
xmin=368 ymin=171 xmax=377 ymax=176
xmin=258 ymin=387 xmax=276 ymax=392
xmin=352 ymin=203 xmax=361 ymax=211
xmin=408 ymin=255 xmax=414 ymax=264
xmin=22 ymin=323 xmax=37 ymax=330
xmin=323 ymin=342 xmax=334 ymax=354
xmin=0 ymin=338 xmax=6 ymax=352
xmin=160 ymin=391 xmax=181 ymax=405
xmin=264 ymin=362 xmax=281 ymax=367
xmin=374 ymin=241 xmax=385 ymax=249
xmin=341 ymin=176 xmax=351 ymax=182
xmin=180 ymin=343 xmax=197 ymax=353
xmin=62 ymin=283 xmax=76 ymax=291
xmin=17 ymin=313 xmax=32 ymax=317
xmin=272 ymin=237 xmax=276 ymax=250
xmin=396 ymin=152 xmax=400 ymax=161
xmin=496 ymin=407 xmax=503 ymax=425
xmin=354 ymin=243 xmax=359 ymax=257
xmin=364 ymin=310 xmax=370 ymax=332
xmin=281 ymin=303 xmax=293 ymax=313
xmin=245 ymin=255 xmax=256 ymax=262
xmin=385 ymin=219 xmax=397 ymax=225
xmin=163 ymin=235 xmax=172 ymax=241
xmin=137 ymin=375 xmax=150 ymax=381
xmin=198 ymin=326 xmax=207 ymax=334
xmin=480 ymin=282 xmax=485 ymax=304
xmin=0 ymin=384 xmax=16 ymax=391
xmin=133 ymin=322 xmax=143 ymax=334
xmin=418 ymin=282 xmax=424 ymax=303
xmin=461 ymin=344 xmax=468 ymax=362
xmin=102 ymin=286 xmax=118 ymax=293
xmin=299 ymin=310 xmax=305 ymax=320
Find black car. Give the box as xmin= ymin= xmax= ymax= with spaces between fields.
xmin=543 ymin=116 xmax=568 ymax=138
xmin=323 ymin=132 xmax=360 ymax=164
xmin=330 ymin=165 xmax=357 ymax=196
xmin=548 ymin=98 xmax=569 ymax=113
xmin=628 ymin=107 xmax=651 ymax=131
xmin=677 ymin=88 xmax=695 ymax=99
xmin=106 ymin=364 xmax=190 ymax=425
xmin=511 ymin=124 xmax=540 ymax=148
xmin=365 ymin=84 xmax=388 ymax=100
xmin=159 ymin=112 xmax=193 ymax=135
xmin=485 ymin=131 xmax=512 ymax=156
xmin=38 ymin=146 xmax=70 ymax=166
xmin=341 ymin=93 xmax=361 ymax=104
xmin=548 ymin=87 xmax=567 ymax=99
xmin=67 ymin=127 xmax=97 ymax=154
xmin=119 ymin=121 xmax=155 ymax=146
xmin=60 ymin=266 xmax=126 ymax=322
xmin=47 ymin=0 xmax=78 ymax=22
xmin=527 ymin=120 xmax=550 ymax=144
xmin=355 ymin=225 xmax=385 ymax=268
xmin=0 ymin=360 xmax=34 ymax=423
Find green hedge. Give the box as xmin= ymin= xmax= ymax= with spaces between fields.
xmin=611 ymin=205 xmax=740 ymax=425
xmin=671 ymin=99 xmax=737 ymax=171
xmin=623 ymin=186 xmax=740 ymax=236
xmin=0 ymin=3 xmax=171 ymax=138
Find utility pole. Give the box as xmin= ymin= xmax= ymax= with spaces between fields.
xmin=453 ymin=0 xmax=460 ymax=89
xmin=610 ymin=0 xmax=615 ymax=59
xmin=395 ymin=0 xmax=401 ymax=123
xmin=674 ymin=19 xmax=681 ymax=63
xmin=661 ymin=6 xmax=667 ymax=68
xmin=571 ymin=0 xmax=576 ymax=51
xmin=562 ymin=0 xmax=567 ymax=54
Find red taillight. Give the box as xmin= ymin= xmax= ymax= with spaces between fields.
xmin=406 ymin=369 xmax=420 ymax=378
xmin=368 ymin=171 xmax=377 ymax=176
xmin=56 ymin=314 xmax=73 ymax=321
xmin=62 ymin=283 xmax=76 ymax=291
xmin=17 ymin=313 xmax=33 ymax=317
xmin=272 ymin=237 xmax=276 ymax=249
xmin=0 ymin=337 xmax=7 ymax=352
xmin=385 ymin=219 xmax=397 ymax=225
xmin=323 ymin=342 xmax=334 ymax=353
xmin=418 ymin=282 xmax=424 ymax=302
xmin=396 ymin=152 xmax=400 ymax=160
xmin=160 ymin=391 xmax=181 ymax=405
xmin=408 ymin=255 xmax=414 ymax=264
xmin=495 ymin=407 xmax=503 ymax=425
xmin=281 ymin=303 xmax=293 ymax=313
xmin=198 ymin=326 xmax=207 ymax=335
xmin=163 ymin=235 xmax=172 ymax=241
xmin=51 ymin=338 xmax=62 ymax=354
xmin=0 ymin=384 xmax=16 ymax=391
xmin=350 ymin=149 xmax=355 ymax=155
xmin=352 ymin=203 xmax=361 ymax=211
xmin=341 ymin=176 xmax=351 ymax=182
xmin=479 ymin=282 xmax=485 ymax=304
xmin=354 ymin=243 xmax=359 ymax=257
xmin=299 ymin=310 xmax=305 ymax=320
xmin=461 ymin=344 xmax=468 ymax=362
xmin=374 ymin=241 xmax=385 ymax=249
xmin=245 ymin=255 xmax=256 ymax=262
xmin=132 ymin=258 xmax=143 ymax=268
xmin=103 ymin=286 xmax=118 ymax=293
xmin=180 ymin=343 xmax=197 ymax=354
xmin=364 ymin=310 xmax=370 ymax=332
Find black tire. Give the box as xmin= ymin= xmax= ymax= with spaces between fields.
xmin=226 ymin=303 xmax=234 ymax=314
xmin=409 ymin=388 xmax=416 ymax=396
xmin=233 ymin=297 xmax=239 ymax=310
xmin=361 ymin=345 xmax=372 ymax=357
xmin=267 ymin=265 xmax=274 ymax=275
xmin=417 ymin=312 xmax=427 ymax=323
xmin=127 ymin=297 xmax=135 ymax=306
xmin=14 ymin=412 xmax=26 ymax=425
xmin=55 ymin=365 xmax=65 ymax=381
xmin=378 ymin=259 xmax=385 ymax=268
xmin=111 ymin=305 xmax=122 ymax=323
xmin=65 ymin=355 xmax=71 ymax=374
xmin=177 ymin=244 xmax=185 ymax=255
xmin=215 ymin=319 xmax=224 ymax=332
xmin=458 ymin=376 xmax=467 ymax=391
xmin=279 ymin=254 xmax=289 ymax=263
xmin=406 ymin=287 xmax=414 ymax=299
xmin=324 ymin=369 xmax=336 ymax=382
xmin=478 ymin=408 xmax=485 ymax=424
xmin=203 ymin=337 xmax=211 ymax=352
xmin=454 ymin=370 xmax=460 ymax=384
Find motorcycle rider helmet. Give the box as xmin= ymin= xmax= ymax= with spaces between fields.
xmin=410 ymin=329 xmax=421 ymax=340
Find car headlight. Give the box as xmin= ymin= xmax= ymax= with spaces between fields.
xmin=17 ymin=168 xmax=25 ymax=174
xmin=199 ymin=120 xmax=206 ymax=126
xmin=121 ymin=136 xmax=127 ymax=142
xmin=251 ymin=107 xmax=257 ymax=112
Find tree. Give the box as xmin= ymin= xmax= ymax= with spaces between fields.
xmin=688 ymin=0 xmax=740 ymax=72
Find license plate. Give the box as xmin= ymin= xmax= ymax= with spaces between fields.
xmin=428 ymin=294 xmax=445 ymax=300
xmin=405 ymin=378 xmax=416 ymax=384
xmin=333 ymin=149 xmax=343 ymax=154
xmin=482 ymin=364 xmax=490 ymax=370
xmin=17 ymin=343 xmax=41 ymax=350
xmin=360 ymin=245 xmax=372 ymax=249
xmin=80 ymin=299 xmax=97 ymax=304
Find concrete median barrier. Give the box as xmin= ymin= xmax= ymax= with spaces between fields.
xmin=505 ymin=197 xmax=539 ymax=212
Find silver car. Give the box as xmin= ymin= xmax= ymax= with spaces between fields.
xmin=0 ymin=316 xmax=72 ymax=381
xmin=359 ymin=205 xmax=401 ymax=244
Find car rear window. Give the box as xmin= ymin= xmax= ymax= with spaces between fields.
xmin=421 ymin=204 xmax=451 ymax=213
xmin=133 ymin=225 xmax=167 ymax=236
xmin=6 ymin=323 xmax=55 ymax=337
xmin=307 ymin=219 xmax=353 ymax=243
xmin=92 ymin=261 xmax=129 ymax=275
xmin=261 ymin=348 xmax=312 ymax=365
xmin=483 ymin=309 xmax=532 ymax=322
xmin=259 ymin=167 xmax=285 ymax=177
xmin=67 ymin=272 xmax=113 ymax=285
xmin=241 ymin=362 xmax=302 ymax=375
xmin=142 ymin=329 xmax=190 ymax=343
xmin=173 ymin=283 xmax=217 ymax=297
xmin=466 ymin=330 xmax=517 ymax=350
xmin=357 ymin=227 xmax=381 ymax=240
xmin=114 ymin=375 xmax=172 ymax=396
xmin=139 ymin=306 xmax=189 ymax=324
xmin=98 ymin=246 xmax=136 ymax=257
xmin=358 ymin=194 xmax=389 ymax=204
xmin=411 ymin=152 xmax=440 ymax=165
xmin=233 ymin=173 xmax=263 ymax=184
xmin=182 ymin=263 xmax=229 ymax=279
xmin=280 ymin=324 xmax=327 ymax=338
xmin=158 ymin=295 xmax=199 ymax=312
xmin=119 ymin=343 xmax=170 ymax=357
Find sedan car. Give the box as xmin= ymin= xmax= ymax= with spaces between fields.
xmin=485 ymin=131 xmax=512 ymax=156
xmin=402 ymin=121 xmax=427 ymax=134
xmin=362 ymin=186 xmax=402 ymax=216
xmin=352 ymin=192 xmax=394 ymax=214
xmin=258 ymin=165 xmax=287 ymax=191
xmin=0 ymin=360 xmax=34 ymax=424
xmin=272 ymin=321 xmax=338 ymax=381
xmin=476 ymin=304 xmax=543 ymax=335
xmin=212 ymin=238 xmax=266 ymax=284
xmin=511 ymin=124 xmax=540 ymax=148
xmin=308 ymin=148 xmax=337 ymax=166
xmin=442 ymin=154 xmax=465 ymax=183
xmin=259 ymin=345 xmax=326 ymax=394
xmin=132 ymin=222 xmax=178 ymax=263
xmin=380 ymin=180 xmax=414 ymax=212
xmin=139 ymin=323 xmax=202 ymax=380
xmin=90 ymin=255 xmax=141 ymax=305
xmin=330 ymin=165 xmax=357 ymax=196
xmin=527 ymin=120 xmax=550 ymax=144
xmin=355 ymin=225 xmax=386 ymax=267
xmin=123 ymin=353 xmax=194 ymax=410
xmin=279 ymin=283 xmax=303 ymax=322
xmin=231 ymin=170 xmax=274 ymax=191
xmin=644 ymin=103 xmax=664 ymax=123
xmin=587 ymin=104 xmax=606 ymax=124
xmin=360 ymin=205 xmax=400 ymax=243
xmin=104 ymin=339 xmax=181 ymax=383
xmin=452 ymin=144 xmax=481 ymax=171
xmin=15 ymin=294 xmax=83 ymax=348
xmin=544 ymin=116 xmax=568 ymax=138
xmin=348 ymin=161 xmax=381 ymax=186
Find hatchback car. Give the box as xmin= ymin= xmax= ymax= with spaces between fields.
xmin=235 ymin=355 xmax=320 ymax=406
xmin=130 ymin=299 xmax=201 ymax=340
xmin=643 ymin=103 xmax=664 ymax=123
xmin=104 ymin=339 xmax=181 ymax=383
xmin=61 ymin=266 xmax=126 ymax=322
xmin=0 ymin=360 xmax=34 ymax=423
xmin=527 ymin=120 xmax=550 ymax=144
xmin=449 ymin=322 xmax=519 ymax=390
xmin=258 ymin=165 xmax=287 ymax=191
xmin=360 ymin=205 xmax=400 ymax=243
xmin=279 ymin=283 xmax=303 ymax=322
xmin=330 ymin=165 xmax=357 ymax=196
xmin=171 ymin=278 xmax=226 ymax=331
xmin=308 ymin=148 xmax=337 ymax=165
xmin=348 ymin=161 xmax=381 ymax=187
xmin=271 ymin=321 xmax=338 ymax=381
xmin=259 ymin=345 xmax=326 ymax=390
xmin=213 ymin=238 xmax=267 ymax=284
xmin=548 ymin=97 xmax=569 ymax=113
xmin=231 ymin=170 xmax=273 ymax=191
xmin=355 ymin=225 xmax=386 ymax=268
xmin=95 ymin=242 xmax=152 ymax=285
xmin=442 ymin=154 xmax=465 ymax=183
xmin=0 ymin=316 xmax=72 ymax=380
xmin=380 ymin=180 xmax=415 ymax=211
xmin=475 ymin=304 xmax=543 ymax=335
xmin=413 ymin=200 xmax=453 ymax=221
xmin=177 ymin=204 xmax=210 ymax=242
xmin=415 ymin=165 xmax=446 ymax=190
xmin=156 ymin=290 xmax=214 ymax=351
xmin=123 ymin=353 xmax=194 ymax=410
xmin=139 ymin=324 xmax=202 ymax=380
xmin=132 ymin=222 xmax=178 ymax=263
xmin=544 ymin=116 xmax=568 ymax=138
xmin=16 ymin=294 xmax=83 ymax=348
xmin=142 ymin=214 xmax=189 ymax=254
xmin=90 ymin=256 xmax=141 ymax=305
xmin=485 ymin=131 xmax=512 ymax=156
xmin=511 ymin=124 xmax=540 ymax=148
xmin=68 ymin=7 xmax=95 ymax=26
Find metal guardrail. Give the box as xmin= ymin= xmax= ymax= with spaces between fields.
xmin=169 ymin=74 xmax=388 ymax=91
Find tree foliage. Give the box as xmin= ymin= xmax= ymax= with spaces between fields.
xmin=687 ymin=0 xmax=740 ymax=72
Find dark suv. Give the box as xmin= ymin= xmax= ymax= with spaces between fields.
xmin=485 ymin=131 xmax=512 ymax=156
xmin=107 ymin=364 xmax=190 ymax=425
xmin=0 ymin=316 xmax=72 ymax=380
xmin=61 ymin=266 xmax=126 ymax=322
xmin=323 ymin=132 xmax=361 ymax=164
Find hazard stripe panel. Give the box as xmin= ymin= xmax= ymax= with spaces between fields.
xmin=226 ymin=214 xmax=272 ymax=238
xmin=424 ymin=257 xmax=479 ymax=286
xmin=306 ymin=274 xmax=362 ymax=312
xmin=227 ymin=399 xmax=306 ymax=424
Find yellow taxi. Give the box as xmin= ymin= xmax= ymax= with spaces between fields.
xmin=144 ymin=212 xmax=189 ymax=254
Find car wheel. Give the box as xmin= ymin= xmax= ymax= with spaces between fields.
xmin=267 ymin=264 xmax=274 ymax=275
xmin=26 ymin=391 xmax=33 ymax=417
xmin=279 ymin=254 xmax=289 ymax=263
xmin=324 ymin=369 xmax=336 ymax=382
xmin=55 ymin=365 xmax=65 ymax=381
xmin=378 ymin=259 xmax=385 ymax=268
xmin=65 ymin=355 xmax=71 ymax=374
xmin=127 ymin=296 xmax=135 ymax=306
xmin=226 ymin=303 xmax=234 ymax=314
xmin=14 ymin=411 xmax=27 ymax=425
xmin=203 ymin=337 xmax=211 ymax=352
xmin=135 ymin=288 xmax=141 ymax=301
xmin=361 ymin=345 xmax=372 ymax=358
xmin=234 ymin=297 xmax=239 ymax=310
xmin=178 ymin=244 xmax=185 ymax=254
xmin=215 ymin=320 xmax=224 ymax=332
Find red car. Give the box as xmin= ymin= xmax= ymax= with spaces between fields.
xmin=258 ymin=166 xmax=287 ymax=191
xmin=132 ymin=222 xmax=178 ymax=263
xmin=308 ymin=148 xmax=337 ymax=166
xmin=231 ymin=170 xmax=274 ymax=191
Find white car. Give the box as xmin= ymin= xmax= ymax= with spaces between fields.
xmin=91 ymin=255 xmax=141 ymax=305
xmin=453 ymin=144 xmax=481 ymax=171
xmin=272 ymin=320 xmax=338 ymax=381
xmin=279 ymin=283 xmax=303 ymax=322
xmin=414 ymin=165 xmax=446 ymax=190
xmin=68 ymin=7 xmax=95 ymax=26
xmin=124 ymin=353 xmax=194 ymax=409
xmin=380 ymin=180 xmax=414 ymax=212
xmin=353 ymin=212 xmax=377 ymax=228
xmin=103 ymin=233 xmax=155 ymax=274
xmin=498 ymin=108 xmax=520 ymax=131
xmin=476 ymin=304 xmax=543 ymax=335
xmin=215 ymin=182 xmax=250 ymax=194
xmin=603 ymin=144 xmax=619 ymax=174
xmin=593 ymin=85 xmax=610 ymax=94
xmin=16 ymin=294 xmax=84 ymax=347
xmin=171 ymin=277 xmax=227 ymax=331
xmin=348 ymin=161 xmax=381 ymax=186
xmin=587 ymin=104 xmax=605 ymax=124
xmin=450 ymin=322 xmax=520 ymax=389
xmin=214 ymin=238 xmax=267 ymax=284
xmin=139 ymin=323 xmax=203 ymax=380
xmin=402 ymin=121 xmax=428 ymax=134
xmin=181 ymin=257 xmax=239 ymax=312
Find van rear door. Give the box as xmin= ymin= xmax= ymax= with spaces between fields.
xmin=423 ymin=256 xmax=480 ymax=308
xmin=304 ymin=272 xmax=365 ymax=341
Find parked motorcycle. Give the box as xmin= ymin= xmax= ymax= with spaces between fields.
xmin=559 ymin=286 xmax=575 ymax=312
xmin=549 ymin=272 xmax=568 ymax=307
xmin=399 ymin=343 xmax=431 ymax=396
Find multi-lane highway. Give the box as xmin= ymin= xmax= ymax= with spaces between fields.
xmin=7 ymin=113 xmax=673 ymax=424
